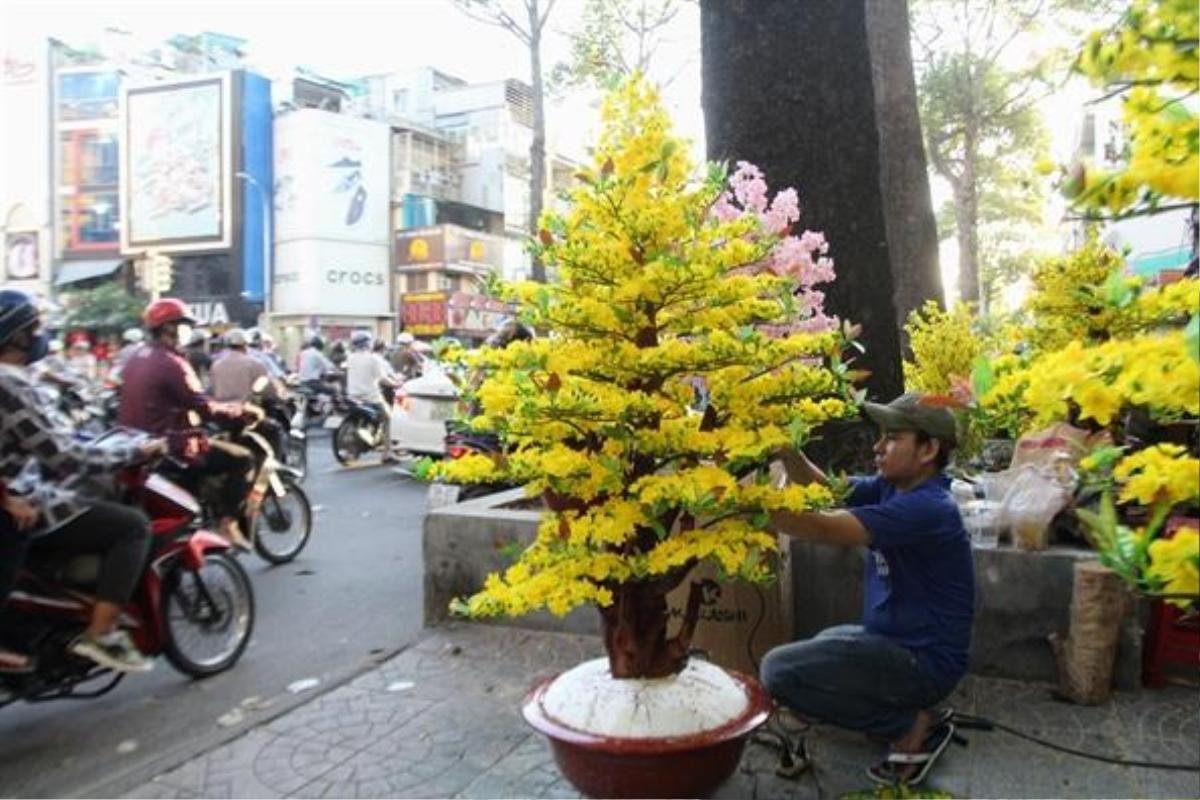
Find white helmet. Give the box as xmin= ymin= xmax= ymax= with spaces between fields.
xmin=123 ymin=328 xmax=144 ymax=344
xmin=395 ymin=332 xmax=415 ymax=346
xmin=224 ymin=327 xmax=248 ymax=347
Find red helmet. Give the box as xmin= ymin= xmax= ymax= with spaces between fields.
xmin=143 ymin=298 xmax=194 ymax=330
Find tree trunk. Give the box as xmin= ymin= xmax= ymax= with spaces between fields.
xmin=600 ymin=576 xmax=701 ymax=679
xmin=528 ymin=3 xmax=548 ymax=283
xmin=865 ymin=0 xmax=943 ymax=329
xmin=701 ymin=0 xmax=904 ymax=401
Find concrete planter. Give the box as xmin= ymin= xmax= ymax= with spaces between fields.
xmin=522 ymin=658 xmax=772 ymax=799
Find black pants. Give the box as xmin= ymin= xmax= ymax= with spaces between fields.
xmin=0 ymin=510 xmax=32 ymax=606
xmin=185 ymin=439 xmax=255 ymax=521
xmin=30 ymin=502 xmax=152 ymax=606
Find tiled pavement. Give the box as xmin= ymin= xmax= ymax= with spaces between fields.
xmin=125 ymin=623 xmax=1199 ymax=799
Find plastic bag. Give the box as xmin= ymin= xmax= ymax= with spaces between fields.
xmin=1003 ymin=465 xmax=1074 ymax=551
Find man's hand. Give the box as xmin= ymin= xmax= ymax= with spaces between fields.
xmin=136 ymin=438 xmax=169 ymax=461
xmin=3 ymin=495 xmax=40 ymax=531
xmin=772 ymin=447 xmax=829 ymax=487
xmin=770 ymin=508 xmax=870 ymax=548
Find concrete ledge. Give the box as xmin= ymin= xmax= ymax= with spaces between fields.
xmin=424 ymin=492 xmax=1144 ymax=688
xmin=423 ymin=489 xmax=600 ymax=636
xmin=789 ymin=540 xmax=1145 ymax=689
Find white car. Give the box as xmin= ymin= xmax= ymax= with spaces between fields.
xmin=389 ymin=365 xmax=460 ymax=456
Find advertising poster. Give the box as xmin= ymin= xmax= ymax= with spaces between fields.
xmin=122 ymin=74 xmax=233 ymax=252
xmin=274 ymin=240 xmax=390 ymax=317
xmin=273 ymin=110 xmax=390 ymax=246
xmin=4 ymin=232 xmax=40 ymax=281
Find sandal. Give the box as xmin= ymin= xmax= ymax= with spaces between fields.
xmin=0 ymin=648 xmax=36 ymax=674
xmin=867 ymin=721 xmax=956 ymax=787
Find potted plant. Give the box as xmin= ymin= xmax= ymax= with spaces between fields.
xmin=434 ymin=78 xmax=860 ymax=798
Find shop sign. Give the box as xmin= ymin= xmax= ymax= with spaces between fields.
xmin=447 ymin=292 xmax=512 ymax=336
xmin=401 ymin=292 xmax=448 ymax=336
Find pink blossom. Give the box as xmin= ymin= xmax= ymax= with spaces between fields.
xmin=730 ymin=161 xmax=769 ymax=213
xmin=711 ymin=191 xmax=741 ymax=223
xmin=797 ymin=312 xmax=838 ymax=333
xmin=761 ymin=188 xmax=800 ymax=235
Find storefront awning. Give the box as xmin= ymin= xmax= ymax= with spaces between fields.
xmin=54 ymin=259 xmax=123 ymax=287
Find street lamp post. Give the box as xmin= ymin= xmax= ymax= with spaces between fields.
xmin=235 ymin=171 xmax=272 ymax=316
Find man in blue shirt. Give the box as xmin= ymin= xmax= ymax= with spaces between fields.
xmin=763 ymin=393 xmax=974 ymax=786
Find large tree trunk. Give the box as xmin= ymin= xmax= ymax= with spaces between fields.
xmin=701 ymin=0 xmax=904 ymax=401
xmin=865 ymin=0 xmax=943 ymax=329
xmin=528 ymin=3 xmax=548 ymax=283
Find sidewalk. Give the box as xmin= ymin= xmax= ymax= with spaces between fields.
xmin=125 ymin=623 xmax=1199 ymax=799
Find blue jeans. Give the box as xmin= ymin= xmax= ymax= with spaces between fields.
xmin=760 ymin=624 xmax=951 ymax=740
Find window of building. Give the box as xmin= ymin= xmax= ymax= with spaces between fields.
xmin=59 ymin=190 xmax=120 ymax=252
xmin=406 ymin=271 xmax=429 ymax=292
xmin=392 ymin=89 xmax=408 ymax=113
xmin=56 ymin=71 xmax=120 ymax=121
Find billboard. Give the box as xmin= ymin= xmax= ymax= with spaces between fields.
xmin=121 ymin=73 xmax=234 ymax=253
xmin=400 ymin=292 xmax=448 ymax=336
xmin=5 ymin=232 xmax=40 ymax=282
xmin=274 ymin=109 xmax=390 ymax=246
xmin=274 ymin=240 xmax=390 ymax=317
xmin=395 ymin=224 xmax=504 ymax=269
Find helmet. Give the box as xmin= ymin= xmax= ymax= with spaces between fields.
xmin=122 ymin=327 xmax=145 ymax=344
xmin=0 ymin=290 xmax=40 ymax=347
xmin=351 ymin=330 xmax=372 ymax=349
xmin=224 ymin=328 xmax=248 ymax=348
xmin=187 ymin=329 xmax=210 ymax=347
xmin=395 ymin=332 xmax=415 ymax=346
xmin=143 ymin=298 xmax=194 ymax=330
xmin=307 ymin=335 xmax=325 ymax=350
xmin=245 ymin=327 xmax=263 ymax=347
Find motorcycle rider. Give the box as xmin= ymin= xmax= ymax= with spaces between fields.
xmin=388 ymin=332 xmax=424 ymax=381
xmin=0 ymin=290 xmax=166 ymax=673
xmin=210 ymin=329 xmax=287 ymax=458
xmin=184 ymin=329 xmax=213 ymax=386
xmin=247 ymin=329 xmax=286 ymax=381
xmin=117 ymin=299 xmax=256 ymax=551
xmin=298 ymin=335 xmax=336 ymax=388
xmin=345 ymin=331 xmax=399 ymax=463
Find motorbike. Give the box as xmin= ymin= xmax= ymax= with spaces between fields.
xmin=293 ymin=374 xmax=344 ymax=431
xmin=331 ymin=395 xmax=396 ymax=466
xmin=259 ymin=386 xmax=308 ymax=483
xmin=199 ymin=383 xmax=313 ymax=565
xmin=428 ymin=418 xmax=519 ymax=506
xmin=0 ymin=431 xmax=255 ymax=706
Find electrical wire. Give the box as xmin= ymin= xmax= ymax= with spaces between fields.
xmin=953 ymin=713 xmax=1200 ymax=772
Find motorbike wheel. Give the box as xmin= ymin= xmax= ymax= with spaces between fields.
xmin=252 ymin=481 xmax=313 ymax=564
xmin=162 ymin=551 xmax=255 ymax=678
xmin=286 ymin=436 xmax=308 ymax=483
xmin=332 ymin=417 xmax=366 ymax=465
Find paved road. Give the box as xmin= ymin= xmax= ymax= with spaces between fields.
xmin=0 ymin=435 xmax=428 ymax=798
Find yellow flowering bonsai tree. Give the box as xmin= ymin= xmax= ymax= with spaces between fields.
xmin=1065 ymin=0 xmax=1198 ymax=216
xmin=434 ymin=78 xmax=860 ymax=679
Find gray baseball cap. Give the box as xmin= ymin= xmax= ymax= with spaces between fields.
xmin=862 ymin=392 xmax=958 ymax=447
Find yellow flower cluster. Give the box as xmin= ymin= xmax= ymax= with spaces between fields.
xmin=1072 ymin=0 xmax=1198 ymax=214
xmin=1146 ymin=526 xmax=1200 ymax=607
xmin=1023 ymin=234 xmax=1134 ymax=353
xmin=1014 ymin=331 xmax=1200 ymax=426
xmin=1112 ymin=444 xmax=1200 ymax=508
xmin=1134 ymin=277 xmax=1200 ymax=325
xmin=439 ymin=77 xmax=859 ymax=620
xmin=902 ymin=301 xmax=980 ymax=394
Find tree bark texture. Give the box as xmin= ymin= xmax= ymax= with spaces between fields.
xmin=954 ymin=120 xmax=982 ymax=308
xmin=865 ymin=0 xmax=943 ymax=329
xmin=528 ymin=1 xmax=548 ymax=283
xmin=701 ymin=0 xmax=904 ymax=401
xmin=599 ymin=572 xmax=701 ymax=679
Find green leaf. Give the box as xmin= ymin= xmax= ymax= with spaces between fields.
xmin=970 ymin=355 xmax=996 ymax=399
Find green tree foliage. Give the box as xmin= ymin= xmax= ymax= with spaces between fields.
xmin=911 ymin=0 xmax=1105 ymax=310
xmin=61 ymin=283 xmax=145 ymax=331
xmin=550 ymin=0 xmax=686 ymax=91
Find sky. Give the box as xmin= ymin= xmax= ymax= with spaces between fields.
xmin=1 ymin=0 xmax=706 ymax=158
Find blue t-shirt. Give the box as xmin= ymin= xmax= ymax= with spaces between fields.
xmin=847 ymin=474 xmax=975 ymax=692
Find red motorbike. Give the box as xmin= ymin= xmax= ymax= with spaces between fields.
xmin=0 ymin=433 xmax=255 ymax=707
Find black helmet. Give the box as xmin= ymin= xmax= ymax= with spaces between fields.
xmin=484 ymin=317 xmax=534 ymax=349
xmin=0 ymin=290 xmax=40 ymax=348
xmin=308 ymin=335 xmax=325 ymax=351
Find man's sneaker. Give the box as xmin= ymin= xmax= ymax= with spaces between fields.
xmin=69 ymin=631 xmax=155 ymax=673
